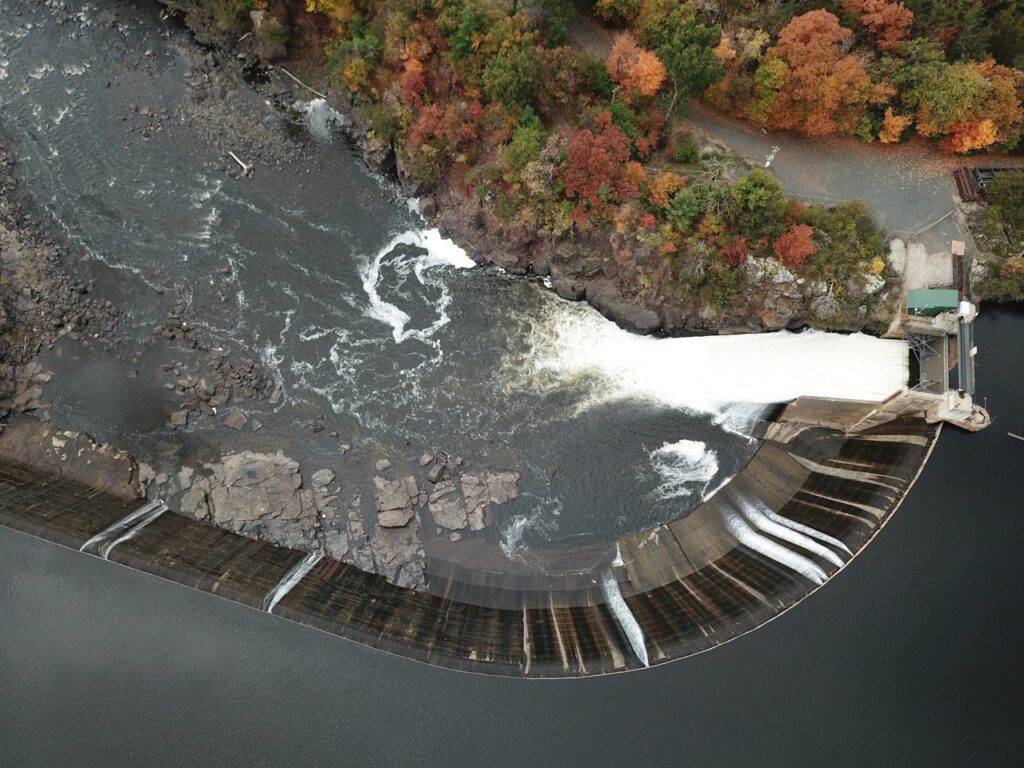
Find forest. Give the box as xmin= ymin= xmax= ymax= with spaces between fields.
xmin=203 ymin=0 xmax=1024 ymax=308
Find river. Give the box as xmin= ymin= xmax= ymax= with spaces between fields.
xmin=0 ymin=0 xmax=903 ymax=559
xmin=1 ymin=0 xmax=1023 ymax=761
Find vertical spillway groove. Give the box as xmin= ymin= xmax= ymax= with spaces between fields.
xmin=263 ymin=551 xmax=324 ymax=614
xmin=599 ymin=569 xmax=649 ymax=668
xmin=80 ymin=499 xmax=167 ymax=559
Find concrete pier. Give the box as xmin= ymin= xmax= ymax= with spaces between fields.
xmin=0 ymin=398 xmax=939 ymax=677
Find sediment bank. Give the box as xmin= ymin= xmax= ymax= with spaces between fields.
xmin=0 ymin=397 xmax=939 ymax=676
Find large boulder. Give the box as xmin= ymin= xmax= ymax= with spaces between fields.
xmin=585 ymin=281 xmax=661 ymax=334
xmin=373 ymin=475 xmax=419 ymax=528
xmin=249 ymin=10 xmax=288 ymax=62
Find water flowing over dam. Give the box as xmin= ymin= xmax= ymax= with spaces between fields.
xmin=0 ymin=394 xmax=938 ymax=676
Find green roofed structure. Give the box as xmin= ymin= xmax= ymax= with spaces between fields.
xmin=907 ymin=289 xmax=959 ymax=317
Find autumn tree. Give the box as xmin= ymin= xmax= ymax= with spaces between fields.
xmin=720 ymin=237 xmax=749 ymax=266
xmin=306 ymin=0 xmax=356 ymax=32
xmin=753 ymin=11 xmax=877 ymax=137
xmin=987 ymin=170 xmax=1024 ymax=237
xmin=594 ymin=0 xmax=640 ymax=23
xmin=563 ymin=112 xmax=642 ymax=223
xmin=606 ymin=34 xmax=666 ymax=102
xmin=647 ymin=18 xmax=723 ymax=117
xmin=878 ymin=107 xmax=912 ymax=143
xmin=842 ymin=0 xmax=913 ymax=53
xmin=915 ymin=60 xmax=1024 ymax=152
xmin=773 ymin=224 xmax=817 ymax=269
xmin=646 ymin=172 xmax=683 ymax=208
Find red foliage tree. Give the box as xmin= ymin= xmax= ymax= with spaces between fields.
xmin=842 ymin=0 xmax=913 ymax=53
xmin=720 ymin=238 xmax=749 ymax=266
xmin=773 ymin=224 xmax=817 ymax=269
xmin=401 ymin=59 xmax=426 ymax=106
xmin=563 ymin=112 xmax=636 ymax=221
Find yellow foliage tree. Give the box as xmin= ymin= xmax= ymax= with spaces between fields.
xmin=306 ymin=0 xmax=356 ymax=31
xmin=878 ymin=107 xmax=912 ymax=143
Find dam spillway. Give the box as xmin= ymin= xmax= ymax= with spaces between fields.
xmin=0 ymin=398 xmax=938 ymax=677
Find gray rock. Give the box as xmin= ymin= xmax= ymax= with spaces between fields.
xmin=375 ymin=458 xmax=392 ymax=472
xmin=224 ymin=411 xmax=247 ymax=430
xmin=427 ymin=479 xmax=467 ymax=530
xmin=418 ymin=452 xmax=434 ymax=467
xmin=418 ymin=196 xmax=438 ymax=219
xmin=197 ymin=450 xmax=315 ymax=550
xmin=586 ymin=282 xmax=661 ymax=335
xmin=426 ymin=462 xmax=445 ymax=484
xmin=170 ymin=409 xmax=190 ymax=427
xmin=373 ymin=475 xmax=418 ymax=528
xmin=378 ymin=506 xmax=416 ymax=528
xmin=312 ymin=468 xmax=335 ymax=486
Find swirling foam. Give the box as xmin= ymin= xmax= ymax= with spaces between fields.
xmin=650 ymin=439 xmax=720 ymax=500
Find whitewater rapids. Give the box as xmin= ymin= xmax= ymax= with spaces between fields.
xmin=512 ymin=297 xmax=908 ymax=416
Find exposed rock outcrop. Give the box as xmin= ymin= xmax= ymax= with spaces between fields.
xmin=0 ymin=417 xmax=138 ymax=499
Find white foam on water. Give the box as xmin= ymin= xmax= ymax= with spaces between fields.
xmin=514 ymin=297 xmax=907 ymax=418
xmin=28 ymin=62 xmax=51 ymax=80
xmin=358 ymin=228 xmax=475 ymax=344
xmin=650 ymin=439 xmax=720 ymax=499
xmin=500 ymin=498 xmax=561 ymax=561
xmin=264 ymin=552 xmax=324 ymax=614
xmin=296 ymin=98 xmax=345 ymax=141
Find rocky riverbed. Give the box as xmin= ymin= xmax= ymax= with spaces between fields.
xmin=0 ymin=2 xmax=526 ymax=591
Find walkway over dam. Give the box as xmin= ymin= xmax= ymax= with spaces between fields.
xmin=0 ymin=398 xmax=938 ymax=677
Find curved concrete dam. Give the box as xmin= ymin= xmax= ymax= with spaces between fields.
xmin=0 ymin=396 xmax=938 ymax=677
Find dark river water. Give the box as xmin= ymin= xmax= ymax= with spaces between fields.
xmin=2 ymin=1 xmax=1022 ymax=763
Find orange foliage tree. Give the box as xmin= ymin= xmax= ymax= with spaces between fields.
xmin=879 ymin=107 xmax=913 ymax=143
xmin=756 ymin=11 xmax=877 ymax=137
xmin=773 ymin=224 xmax=817 ymax=269
xmin=842 ymin=0 xmax=913 ymax=53
xmin=646 ymin=171 xmax=683 ymax=208
xmin=606 ymin=33 xmax=667 ymax=100
xmin=941 ymin=119 xmax=998 ymax=153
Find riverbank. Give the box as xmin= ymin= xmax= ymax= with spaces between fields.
xmin=159 ymin=0 xmax=902 ymax=336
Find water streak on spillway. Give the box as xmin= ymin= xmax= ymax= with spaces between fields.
xmin=600 ymin=568 xmax=650 ymax=667
xmin=80 ymin=499 xmax=167 ymax=560
xmin=263 ymin=551 xmax=325 ymax=614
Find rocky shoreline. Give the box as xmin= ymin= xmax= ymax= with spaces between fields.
xmin=158 ymin=0 xmax=899 ymax=338
xmin=0 ymin=4 xmax=525 ymax=591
